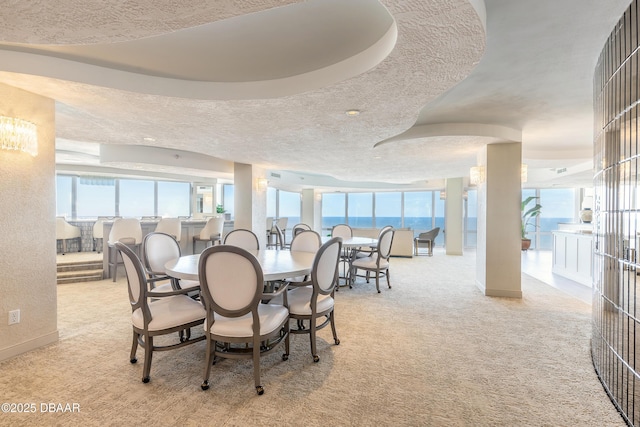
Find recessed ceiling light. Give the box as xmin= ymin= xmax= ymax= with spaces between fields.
xmin=345 ymin=109 xmax=360 ymax=117
xmin=143 ymin=137 xmax=156 ymax=142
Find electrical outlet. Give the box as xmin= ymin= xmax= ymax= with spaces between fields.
xmin=8 ymin=309 xmax=20 ymax=325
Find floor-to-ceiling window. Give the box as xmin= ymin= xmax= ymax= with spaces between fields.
xmin=55 ymin=175 xmax=74 ymax=218
xmin=375 ymin=192 xmax=402 ymax=229
xmin=76 ymin=177 xmax=116 ymax=218
xmin=322 ymin=190 xmax=446 ymax=246
xmin=157 ymin=181 xmax=191 ymax=217
xmin=322 ymin=193 xmax=346 ymax=232
xmin=56 ymin=174 xmax=191 ymax=219
xmin=348 ymin=192 xmax=373 ymax=228
xmin=521 ymin=188 xmax=577 ymax=250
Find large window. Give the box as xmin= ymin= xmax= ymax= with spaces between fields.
xmin=539 ymin=188 xmax=576 ymax=249
xmin=322 ymin=193 xmax=346 ymax=230
xmin=56 ymin=175 xmax=73 ymax=218
xmin=321 ymin=190 xmax=446 ymax=246
xmin=76 ymin=177 xmax=115 ymax=218
xmin=57 ymin=174 xmax=192 ymax=219
xmin=375 ymin=192 xmax=402 ymax=228
xmin=158 ymin=181 xmax=190 ymax=217
xmin=266 ymin=187 xmax=277 ymax=218
xmin=521 ymin=188 xmax=577 ymax=250
xmin=404 ymin=191 xmax=433 ymax=232
xmin=278 ymin=190 xmax=301 ymax=227
xmin=119 ymin=179 xmax=155 ymax=217
xmin=222 ymin=184 xmax=234 ymax=218
xmin=348 ymin=192 xmax=373 ymax=228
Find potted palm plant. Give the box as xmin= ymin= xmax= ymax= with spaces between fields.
xmin=521 ymin=196 xmax=542 ymax=251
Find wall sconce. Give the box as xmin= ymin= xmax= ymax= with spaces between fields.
xmin=256 ymin=178 xmax=268 ymax=191
xmin=0 ymin=116 xmax=38 ymax=156
xmin=469 ymin=166 xmax=485 ymax=185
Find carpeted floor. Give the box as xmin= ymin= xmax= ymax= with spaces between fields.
xmin=0 ymin=251 xmax=625 ymax=426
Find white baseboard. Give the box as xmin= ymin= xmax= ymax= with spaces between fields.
xmin=0 ymin=330 xmax=59 ymax=362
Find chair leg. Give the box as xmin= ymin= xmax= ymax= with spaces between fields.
xmin=310 ymin=315 xmax=319 ymax=363
xmin=142 ymin=335 xmax=153 ymax=383
xmin=201 ymin=338 xmax=215 ymax=390
xmin=386 ymin=268 xmax=391 ymax=289
xmin=375 ymin=271 xmax=380 ymax=293
xmin=330 ymin=311 xmax=340 ymax=345
xmin=253 ymin=336 xmax=263 ymax=395
xmin=130 ymin=331 xmax=139 ymax=363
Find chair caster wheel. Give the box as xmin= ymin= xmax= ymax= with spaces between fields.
xmin=201 ymin=381 xmax=209 ymax=391
xmin=130 ymin=358 xmax=137 ymax=364
xmin=142 ymin=377 xmax=150 ymax=383
xmin=335 ymin=338 xmax=340 ymax=345
xmin=313 ymin=355 xmax=320 ymax=363
xmin=256 ymin=385 xmax=264 ymax=395
xmin=282 ymin=354 xmax=289 ymax=361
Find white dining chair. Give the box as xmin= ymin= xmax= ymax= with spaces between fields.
xmin=198 ymin=245 xmax=290 ymax=395
xmin=155 ymin=217 xmax=182 ymax=242
xmin=288 ymin=236 xmax=342 ymax=362
xmin=108 ymin=218 xmax=143 ymax=281
xmin=224 ymin=228 xmax=260 ymax=250
xmin=192 ymin=216 xmax=225 ymax=253
xmin=116 ymin=242 xmax=205 ymax=384
xmin=56 ymin=217 xmax=82 ymax=255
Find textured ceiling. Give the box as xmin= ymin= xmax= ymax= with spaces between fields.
xmin=0 ymin=0 xmax=633 ymax=190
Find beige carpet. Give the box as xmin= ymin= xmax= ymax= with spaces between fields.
xmin=0 ymin=251 xmax=625 ymax=426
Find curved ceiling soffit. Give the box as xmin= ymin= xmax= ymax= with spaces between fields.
xmin=0 ymin=1 xmax=397 ymax=100
xmin=0 ymin=1 xmax=302 ymax=45
xmin=373 ymin=123 xmax=522 ymax=149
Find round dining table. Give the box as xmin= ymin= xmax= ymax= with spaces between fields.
xmin=164 ymin=249 xmax=316 ymax=282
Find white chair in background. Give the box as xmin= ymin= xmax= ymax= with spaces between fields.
xmin=92 ymin=218 xmax=104 ymax=253
xmin=56 ymin=217 xmax=82 ymax=255
xmin=155 ymin=217 xmax=182 ymax=242
xmin=288 ymin=236 xmax=342 ymax=362
xmin=192 ymin=216 xmax=225 ymax=253
xmin=142 ymin=232 xmax=200 ymax=295
xmin=116 ymin=242 xmax=205 ymax=384
xmin=291 ymin=223 xmax=312 ymax=237
xmin=108 ymin=218 xmax=143 ymax=281
xmin=224 ymin=229 xmax=260 ymax=251
xmin=350 ymin=227 xmax=395 ymax=293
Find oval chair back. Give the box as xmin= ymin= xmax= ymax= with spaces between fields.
xmin=143 ymin=232 xmax=181 ymax=276
xmin=331 ymin=224 xmax=352 ymax=239
xmin=290 ymin=230 xmax=322 ymax=253
xmin=313 ymin=237 xmax=343 ymax=294
xmin=200 ymin=216 xmax=225 ymax=240
xmin=377 ymin=227 xmax=394 ymax=260
xmin=155 ymin=218 xmax=182 ymax=241
xmin=224 ymin=229 xmax=260 ymax=251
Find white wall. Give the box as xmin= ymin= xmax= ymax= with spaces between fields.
xmin=0 ymin=83 xmax=58 ymax=361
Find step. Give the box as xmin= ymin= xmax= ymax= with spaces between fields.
xmin=57 ymin=261 xmax=103 ymax=273
xmin=56 ymin=269 xmax=103 ymax=284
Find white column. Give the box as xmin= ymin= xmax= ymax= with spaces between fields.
xmin=475 ymin=142 xmax=522 ymax=298
xmin=233 ymin=163 xmax=267 ymax=248
xmin=445 ymin=177 xmax=464 ymax=255
xmin=301 ymin=189 xmax=318 ymax=232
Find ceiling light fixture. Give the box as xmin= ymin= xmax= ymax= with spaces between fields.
xmin=0 ymin=116 xmax=38 ymax=156
xmin=345 ymin=109 xmax=360 ymax=117
xmin=143 ymin=137 xmax=156 ymax=142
